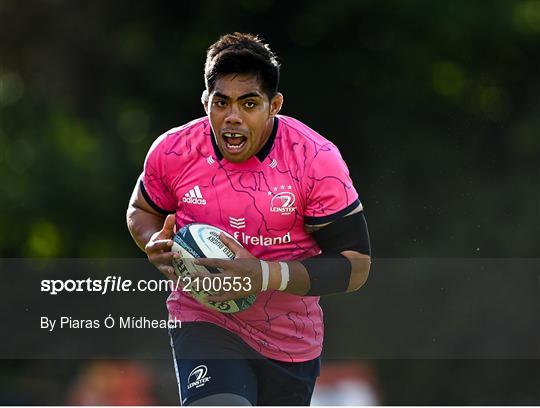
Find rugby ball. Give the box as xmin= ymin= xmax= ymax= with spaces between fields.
xmin=171 ymin=223 xmax=256 ymax=313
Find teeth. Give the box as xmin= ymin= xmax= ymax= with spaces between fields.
xmin=224 ymin=133 xmax=244 ymax=138
xmin=225 ymin=139 xmax=247 ymax=151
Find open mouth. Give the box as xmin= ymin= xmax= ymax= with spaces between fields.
xmin=222 ymin=132 xmax=248 ymax=153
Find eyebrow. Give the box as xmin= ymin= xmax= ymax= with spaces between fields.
xmin=213 ymin=91 xmax=263 ymax=100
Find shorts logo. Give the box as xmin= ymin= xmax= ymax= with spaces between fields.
xmin=269 ymin=187 xmax=296 ymax=216
xmin=183 ymin=185 xmax=206 ymax=205
xmin=187 ymin=365 xmax=211 ymax=389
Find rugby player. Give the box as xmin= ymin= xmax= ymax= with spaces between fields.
xmin=127 ymin=32 xmax=371 ymax=406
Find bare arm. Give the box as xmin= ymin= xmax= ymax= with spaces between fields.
xmin=126 ymin=177 xmax=178 ymax=279
xmin=126 ymin=181 xmax=163 ymax=250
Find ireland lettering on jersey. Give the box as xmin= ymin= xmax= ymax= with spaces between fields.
xmin=233 ymin=231 xmax=291 ymax=246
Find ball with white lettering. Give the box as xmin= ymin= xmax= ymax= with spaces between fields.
xmin=171 ymin=223 xmax=257 ymax=313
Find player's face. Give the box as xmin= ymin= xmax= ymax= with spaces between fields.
xmin=205 ymin=74 xmax=283 ymax=163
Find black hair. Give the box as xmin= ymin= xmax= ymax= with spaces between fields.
xmin=204 ymin=32 xmax=280 ymax=99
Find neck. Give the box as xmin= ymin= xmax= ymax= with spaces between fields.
xmin=257 ymin=117 xmax=275 ymax=154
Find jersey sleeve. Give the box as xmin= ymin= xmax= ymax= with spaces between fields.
xmin=140 ymin=134 xmax=176 ymax=215
xmin=303 ymin=143 xmax=361 ymax=225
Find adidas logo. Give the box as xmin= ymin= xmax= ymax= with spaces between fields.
xmin=182 ymin=185 xmax=206 ymax=205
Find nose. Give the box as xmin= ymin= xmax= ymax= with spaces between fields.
xmin=225 ymin=104 xmax=242 ymax=126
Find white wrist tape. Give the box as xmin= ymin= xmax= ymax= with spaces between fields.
xmin=260 ymin=260 xmax=270 ymax=291
xmin=278 ymin=261 xmax=290 ymax=291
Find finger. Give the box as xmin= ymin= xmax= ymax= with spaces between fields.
xmin=158 ymin=264 xmax=177 ymax=280
xmin=219 ymin=233 xmax=244 ymax=254
xmin=160 ymin=214 xmax=176 ymax=238
xmin=189 ymin=267 xmax=213 ymax=280
xmin=194 ymin=258 xmax=231 ymax=269
xmin=150 ymin=251 xmax=180 ymax=264
xmin=146 ymin=239 xmax=174 ymax=253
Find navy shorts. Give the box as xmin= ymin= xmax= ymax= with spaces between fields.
xmin=169 ymin=322 xmax=320 ymax=406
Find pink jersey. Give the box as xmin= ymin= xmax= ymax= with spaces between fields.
xmin=142 ymin=115 xmax=361 ymax=362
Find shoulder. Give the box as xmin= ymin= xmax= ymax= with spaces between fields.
xmin=277 ymin=115 xmax=333 ymax=147
xmin=147 ymin=117 xmax=210 ymax=158
xmin=276 ymin=115 xmax=345 ymax=168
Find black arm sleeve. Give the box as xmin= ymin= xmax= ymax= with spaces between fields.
xmin=301 ymin=211 xmax=371 ymax=296
xmin=311 ymin=211 xmax=371 ymax=256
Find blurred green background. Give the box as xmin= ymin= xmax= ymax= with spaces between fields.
xmin=1 ymin=0 xmax=539 ymax=405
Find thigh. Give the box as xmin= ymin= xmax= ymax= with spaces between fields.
xmin=254 ymin=357 xmax=321 ymax=406
xmin=170 ymin=322 xmax=258 ymax=406
xmin=188 ymin=393 xmax=252 ymax=406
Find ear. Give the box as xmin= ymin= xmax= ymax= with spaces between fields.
xmin=269 ymin=92 xmax=283 ymax=117
xmin=201 ymin=90 xmax=209 ymax=114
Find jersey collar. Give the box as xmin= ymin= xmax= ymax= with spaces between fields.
xmin=210 ymin=117 xmax=279 ymax=163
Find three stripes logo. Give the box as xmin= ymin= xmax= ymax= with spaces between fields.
xmin=229 ymin=216 xmax=246 ymax=229
xmin=182 ymin=185 xmax=206 ymax=205
xmin=269 ymin=159 xmax=278 ymax=169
